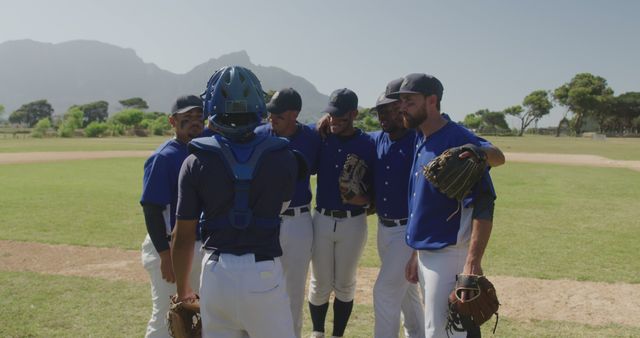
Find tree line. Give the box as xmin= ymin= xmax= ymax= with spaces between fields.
xmin=2 ymin=72 xmax=638 ymax=137
xmin=2 ymin=97 xmax=172 ymax=138
xmin=460 ymin=73 xmax=640 ymax=136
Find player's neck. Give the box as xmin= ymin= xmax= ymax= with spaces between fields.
xmin=174 ymin=134 xmax=191 ymax=144
xmin=335 ymin=125 xmax=356 ymax=137
xmin=419 ymin=114 xmax=447 ymax=138
xmin=277 ymin=122 xmax=299 ymax=138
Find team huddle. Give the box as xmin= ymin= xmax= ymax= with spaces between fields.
xmin=140 ymin=66 xmax=504 ymax=338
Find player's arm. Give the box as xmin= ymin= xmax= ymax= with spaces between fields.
xmin=480 ymin=145 xmax=505 ymax=168
xmin=172 ymin=155 xmax=201 ymax=301
xmin=140 ymin=154 xmax=175 ymax=282
xmin=142 ymin=203 xmax=174 ymax=283
xmin=172 ymin=219 xmax=197 ymax=300
xmin=462 ymin=182 xmax=495 ymax=276
xmin=405 ymin=250 xmax=419 ymax=284
xmin=315 ymin=113 xmax=330 ymax=138
xmin=459 ymin=143 xmax=505 ymax=168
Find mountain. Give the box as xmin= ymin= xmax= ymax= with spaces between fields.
xmin=0 ymin=39 xmax=329 ymax=122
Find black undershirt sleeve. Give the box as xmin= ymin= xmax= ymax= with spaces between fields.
xmin=142 ymin=203 xmax=170 ymax=253
xmin=471 ymin=184 xmax=495 ymax=221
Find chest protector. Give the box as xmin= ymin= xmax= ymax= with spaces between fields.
xmin=189 ymin=134 xmax=289 ymax=234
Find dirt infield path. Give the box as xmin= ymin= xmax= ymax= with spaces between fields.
xmin=505 ymin=152 xmax=640 ymax=171
xmin=0 ymin=150 xmax=152 ymax=164
xmin=1 ymin=240 xmax=639 ymax=327
xmin=2 ymin=150 xmax=640 ymax=171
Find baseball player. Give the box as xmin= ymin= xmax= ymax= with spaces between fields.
xmin=171 ymin=66 xmax=301 ymax=338
xmin=255 ymin=87 xmax=321 ymax=338
xmin=388 ymin=73 xmax=505 ymax=338
xmin=368 ymin=78 xmax=425 ymax=338
xmin=140 ymin=95 xmax=205 ymax=338
xmin=308 ymin=88 xmax=376 ymax=338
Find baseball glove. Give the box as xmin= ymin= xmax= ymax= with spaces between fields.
xmin=167 ymin=294 xmax=202 ymax=338
xmin=446 ymin=274 xmax=500 ymax=335
xmin=422 ymin=143 xmax=487 ymax=202
xmin=339 ymin=153 xmax=368 ymax=203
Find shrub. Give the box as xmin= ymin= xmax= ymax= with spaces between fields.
xmin=150 ymin=116 xmax=171 ymax=136
xmin=31 ymin=118 xmax=51 ymax=138
xmin=84 ymin=122 xmax=109 ymax=137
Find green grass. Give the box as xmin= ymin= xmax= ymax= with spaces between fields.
xmin=0 ymin=158 xmax=147 ymax=249
xmin=485 ymin=134 xmax=640 ymax=160
xmin=0 ymin=136 xmax=166 ymax=153
xmin=483 ymin=317 xmax=640 ymax=338
xmin=1 ymin=271 xmax=638 ymax=338
xmin=484 ymin=162 xmax=640 ymax=283
xmin=0 ymin=271 xmax=149 ymax=338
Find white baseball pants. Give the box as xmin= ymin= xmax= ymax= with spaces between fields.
xmin=199 ymin=252 xmax=295 ymax=338
xmin=418 ymin=244 xmax=469 ymax=338
xmin=374 ymin=222 xmax=425 ymax=338
xmin=141 ymin=235 xmax=203 ymax=338
xmin=308 ymin=212 xmax=367 ymax=305
xmin=279 ymin=207 xmax=313 ymax=338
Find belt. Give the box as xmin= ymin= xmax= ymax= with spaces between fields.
xmin=315 ymin=207 xmax=365 ymax=218
xmin=281 ymin=205 xmax=310 ymax=217
xmin=379 ymin=217 xmax=408 ymax=227
xmin=210 ymin=252 xmax=274 ymax=263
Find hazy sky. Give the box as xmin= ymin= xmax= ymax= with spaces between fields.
xmin=1 ymin=0 xmax=638 ymax=126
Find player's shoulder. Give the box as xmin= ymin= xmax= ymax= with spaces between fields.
xmin=297 ymin=122 xmax=318 ymax=134
xmin=438 ymin=121 xmax=480 ymax=144
xmin=254 ymin=123 xmax=272 ymax=136
xmin=150 ymin=139 xmax=182 ymax=158
xmin=357 ymin=129 xmax=376 ymax=147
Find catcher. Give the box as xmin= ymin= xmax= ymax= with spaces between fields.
xmin=388 ymin=73 xmax=505 ymax=338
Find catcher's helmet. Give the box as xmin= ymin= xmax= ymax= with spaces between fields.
xmin=202 ymin=66 xmax=266 ymax=140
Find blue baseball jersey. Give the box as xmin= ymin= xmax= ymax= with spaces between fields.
xmin=368 ymin=129 xmax=417 ymax=220
xmin=255 ymin=122 xmax=321 ymax=207
xmin=316 ymin=129 xmax=376 ymax=211
xmin=406 ymin=121 xmax=496 ymax=250
xmin=140 ymin=139 xmax=189 ymax=236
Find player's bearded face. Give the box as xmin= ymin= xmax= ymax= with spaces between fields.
xmin=173 ymin=108 xmax=204 ymax=141
xmin=377 ymin=101 xmax=404 ymax=133
xmin=400 ymin=94 xmax=427 ymax=129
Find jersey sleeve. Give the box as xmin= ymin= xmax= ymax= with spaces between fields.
xmin=140 ymin=153 xmax=172 ymax=207
xmin=307 ymin=125 xmax=322 ymax=175
xmin=282 ymin=150 xmax=299 ymax=202
xmin=176 ymin=154 xmax=202 ymax=220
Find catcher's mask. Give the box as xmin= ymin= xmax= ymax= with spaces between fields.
xmin=202 ymin=66 xmax=266 ymax=140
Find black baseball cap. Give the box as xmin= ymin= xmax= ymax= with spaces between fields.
xmin=372 ymin=78 xmax=403 ymax=110
xmin=387 ymin=73 xmax=444 ymax=100
xmin=323 ymin=88 xmax=358 ymax=117
xmin=266 ymin=88 xmax=302 ymax=114
xmin=171 ymin=95 xmax=203 ymax=115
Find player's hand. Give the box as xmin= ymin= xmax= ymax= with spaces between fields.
xmin=405 ymin=251 xmax=419 ymax=284
xmin=176 ymin=288 xmax=197 ymax=303
xmin=460 ymin=262 xmax=483 ymax=302
xmin=316 ymin=113 xmax=330 ymax=139
xmin=159 ymin=250 xmax=176 ymax=283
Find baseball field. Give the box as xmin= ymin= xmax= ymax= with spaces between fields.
xmin=1 ymin=135 xmax=639 ymax=337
